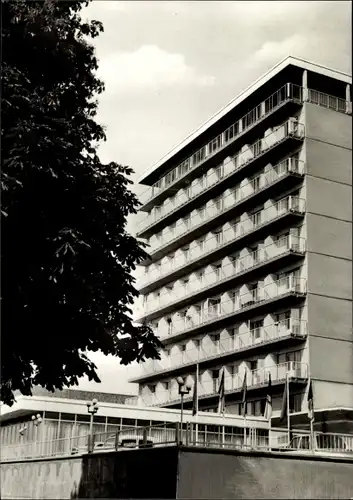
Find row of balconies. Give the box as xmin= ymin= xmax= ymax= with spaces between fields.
xmin=139 ymin=83 xmax=302 ymax=208
xmin=139 ymin=155 xmax=304 ymax=267
xmin=141 ymin=235 xmax=305 ymax=315
xmin=139 ymin=85 xmax=350 ymax=211
xmin=139 ymin=361 xmax=308 ymax=407
xmin=137 ymin=125 xmax=304 ymax=236
xmin=144 ymin=194 xmax=305 ymax=264
xmin=136 ymin=318 xmax=307 ymax=381
xmin=143 ymin=276 xmax=307 ymax=340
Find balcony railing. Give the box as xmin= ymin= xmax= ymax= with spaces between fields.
xmin=137 ymin=124 xmax=304 ymax=235
xmin=136 ymin=319 xmax=307 ymax=380
xmin=139 ymin=83 xmax=303 ymax=207
xmin=144 ymin=276 xmax=306 ymax=341
xmin=140 ymin=361 xmax=308 ymax=407
xmin=145 ymin=157 xmax=305 ymax=263
xmin=307 ymin=89 xmax=348 ymax=113
xmin=139 ymin=85 xmax=351 ymax=210
xmin=140 ymin=159 xmax=304 ymax=286
xmin=142 ymin=235 xmax=305 ymax=316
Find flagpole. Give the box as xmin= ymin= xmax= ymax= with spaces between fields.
xmin=286 ymin=371 xmax=290 ymax=445
xmin=195 ymin=364 xmax=199 ymax=445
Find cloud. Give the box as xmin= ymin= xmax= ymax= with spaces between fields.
xmin=98 ymin=45 xmax=215 ymax=93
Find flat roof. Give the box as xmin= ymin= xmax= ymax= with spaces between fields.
xmin=0 ymin=394 xmax=268 ymax=428
xmin=139 ymin=56 xmax=351 ymax=185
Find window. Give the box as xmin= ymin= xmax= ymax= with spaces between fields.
xmin=208 ymin=298 xmax=221 ymax=315
xmin=181 ymin=344 xmax=187 ymax=352
xmin=251 ymin=175 xmax=261 ymax=192
xmin=250 ymin=245 xmax=259 ymax=264
xmin=224 ymin=122 xmax=239 ymax=143
xmin=148 ymin=385 xmax=156 ymax=394
xmin=251 ymin=139 xmax=262 ymax=157
xmin=249 ymin=282 xmax=259 ymax=301
xmin=252 ymin=210 xmax=262 ymax=227
xmin=208 ymin=135 xmax=222 ymax=155
xmin=163 ymin=381 xmax=170 ymax=391
xmin=230 ymin=325 xmax=239 ymax=339
xmin=182 ymin=278 xmax=189 ymax=294
xmin=214 ymin=263 xmax=222 ymax=280
xmin=195 ymin=339 xmax=201 ymax=350
xmin=165 ymin=169 xmax=176 ymax=187
xmin=166 ymin=317 xmax=173 ymax=335
xmin=276 ymin=232 xmax=289 ymax=248
xmin=192 ymin=147 xmax=206 ymax=166
xmin=197 ymin=270 xmax=205 ymax=284
xmin=229 ymin=365 xmax=238 ymax=377
xmin=250 ymin=319 xmax=263 ymax=338
xmin=214 ymin=229 xmax=223 ymax=245
xmin=250 ymin=360 xmax=258 ymax=371
xmin=231 ymin=289 xmax=239 ymax=307
xmin=277 ymin=197 xmax=289 ymax=213
xmin=212 ymin=333 xmax=220 ymax=343
xmin=198 ymin=237 xmax=206 ymax=252
xmin=182 ymin=246 xmax=190 ymax=260
xmin=178 ymin=159 xmax=189 ymax=177
xmin=198 ymin=206 xmax=206 ymax=220
xmin=215 ymin=165 xmax=224 ymax=181
xmin=276 ymin=311 xmax=291 ymax=329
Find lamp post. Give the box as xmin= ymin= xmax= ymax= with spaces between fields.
xmin=32 ymin=414 xmax=43 ymax=457
xmin=86 ymin=399 xmax=99 ymax=452
xmin=177 ymin=377 xmax=191 ymax=444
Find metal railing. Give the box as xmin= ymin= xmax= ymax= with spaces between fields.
xmin=141 ymin=361 xmax=308 ymax=407
xmin=143 ymin=122 xmax=304 ymax=254
xmin=141 ymin=235 xmax=305 ymax=315
xmin=139 ymin=84 xmax=350 ymax=209
xmin=137 ymin=132 xmax=304 ymax=235
xmin=139 ymin=83 xmax=303 ymax=207
xmin=142 ymin=275 xmax=307 ymax=336
xmin=136 ymin=319 xmax=307 ymax=380
xmin=1 ymin=423 xmax=352 ymax=462
xmin=139 ymin=158 xmax=304 ymax=290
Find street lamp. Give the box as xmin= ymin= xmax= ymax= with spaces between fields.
xmin=86 ymin=399 xmax=99 ymax=452
xmin=177 ymin=377 xmax=191 ymax=435
xmin=31 ymin=414 xmax=43 ymax=457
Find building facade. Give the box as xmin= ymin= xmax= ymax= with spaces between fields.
xmin=132 ymin=57 xmax=352 ymax=425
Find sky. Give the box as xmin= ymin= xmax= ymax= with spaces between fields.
xmin=75 ymin=0 xmax=351 ymax=396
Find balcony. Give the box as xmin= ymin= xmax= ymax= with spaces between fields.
xmin=138 ymin=83 xmax=303 ymax=212
xmin=138 ymin=120 xmax=304 ymax=240
xmin=140 ymin=361 xmax=308 ymax=407
xmin=139 ymin=235 xmax=305 ymax=322
xmin=137 ymin=122 xmax=304 ymax=239
xmin=143 ymin=276 xmax=307 ymax=346
xmin=139 ymin=85 xmax=350 ymax=213
xmin=132 ymin=319 xmax=307 ymax=383
xmin=140 ymin=159 xmax=305 ymax=268
xmin=139 ymin=159 xmax=305 ymax=288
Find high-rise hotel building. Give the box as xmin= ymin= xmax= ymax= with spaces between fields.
xmin=131 ymin=57 xmax=352 ymax=428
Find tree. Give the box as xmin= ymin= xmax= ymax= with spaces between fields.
xmin=1 ymin=0 xmax=161 ymax=406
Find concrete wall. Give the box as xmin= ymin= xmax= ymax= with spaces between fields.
xmin=304 ymin=102 xmax=353 ymax=409
xmin=2 ymin=447 xmax=353 ymax=499
xmin=177 ymin=448 xmax=353 ymax=499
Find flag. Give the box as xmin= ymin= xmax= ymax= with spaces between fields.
xmin=280 ymin=374 xmax=288 ymax=422
xmin=192 ymin=365 xmax=199 ymax=416
xmin=241 ymin=371 xmax=247 ymax=417
xmin=307 ymin=379 xmax=314 ymax=421
xmin=217 ymin=368 xmax=225 ymax=414
xmin=264 ymin=372 xmax=272 ymax=420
